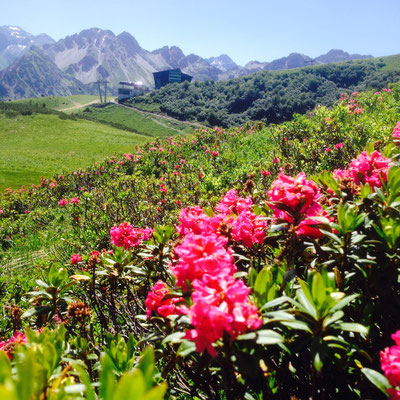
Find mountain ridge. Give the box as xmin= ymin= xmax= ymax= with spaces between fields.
xmin=0 ymin=25 xmax=375 ymax=99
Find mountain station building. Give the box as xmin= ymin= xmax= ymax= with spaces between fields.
xmin=153 ymin=68 xmax=193 ymax=90
xmin=117 ymin=81 xmax=150 ymax=102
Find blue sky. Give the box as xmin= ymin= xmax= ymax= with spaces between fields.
xmin=1 ymin=0 xmax=399 ymax=65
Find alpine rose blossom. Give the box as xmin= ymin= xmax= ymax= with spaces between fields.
xmin=348 ymin=151 xmax=391 ymax=189
xmin=172 ymin=233 xmax=236 ymax=290
xmin=267 ymin=173 xmax=329 ymax=238
xmin=216 ymin=189 xmax=253 ymax=216
xmin=110 ymin=223 xmax=153 ymax=249
xmin=393 ymin=122 xmax=400 ymax=138
xmin=381 ymin=330 xmax=400 ymax=392
xmin=70 ymin=254 xmax=82 ymax=265
xmin=268 ymin=173 xmax=321 ymax=218
xmin=182 ymin=276 xmax=262 ymax=357
xmin=232 ymin=211 xmax=267 ymax=247
xmin=145 ymin=281 xmax=182 ymax=318
xmin=0 ymin=332 xmax=27 ymax=359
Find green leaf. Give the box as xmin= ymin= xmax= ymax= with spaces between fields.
xmin=143 ymin=383 xmax=168 ymax=400
xmin=162 ymin=332 xmax=185 ymax=344
xmin=99 ymin=355 xmax=117 ymax=400
xmin=137 ymin=347 xmax=154 ymax=390
xmin=361 ymin=368 xmax=390 ymax=395
xmin=73 ymin=364 xmax=96 ymax=400
xmin=237 ymin=330 xmax=284 ymax=345
xmin=22 ymin=305 xmax=53 ymax=319
xmin=177 ymin=340 xmax=196 ymax=357
xmin=335 ymin=322 xmax=368 ymax=335
xmin=112 ymin=370 xmax=145 ymax=400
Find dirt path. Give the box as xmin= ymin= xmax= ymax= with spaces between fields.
xmin=112 ymin=100 xmax=208 ymax=130
xmin=59 ymin=99 xmax=100 ymax=112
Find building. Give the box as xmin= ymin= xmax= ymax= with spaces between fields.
xmin=153 ymin=68 xmax=193 ymax=90
xmin=117 ymin=81 xmax=150 ymax=102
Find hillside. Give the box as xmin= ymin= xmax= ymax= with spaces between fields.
xmin=130 ymin=55 xmax=400 ymax=127
xmin=0 ymin=47 xmax=89 ymax=98
xmin=0 ymin=83 xmax=399 ymax=399
xmin=0 ymin=112 xmax=151 ymax=190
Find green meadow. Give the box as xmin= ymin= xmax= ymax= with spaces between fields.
xmin=0 ymin=112 xmax=151 ymax=190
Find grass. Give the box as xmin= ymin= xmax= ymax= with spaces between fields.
xmin=13 ymin=95 xmax=105 ymax=112
xmin=78 ymin=104 xmax=196 ymax=137
xmin=0 ymin=112 xmax=151 ymax=190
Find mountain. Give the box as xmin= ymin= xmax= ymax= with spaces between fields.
xmin=0 ymin=46 xmax=88 ymax=99
xmin=0 ymin=25 xmax=376 ymax=99
xmin=0 ymin=25 xmax=55 ymax=70
xmin=208 ymin=54 xmax=240 ymax=72
xmin=315 ymin=49 xmax=373 ymax=64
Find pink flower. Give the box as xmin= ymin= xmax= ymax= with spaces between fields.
xmin=145 ymin=281 xmax=182 ymax=318
xmin=232 ymin=211 xmax=267 ymax=247
xmin=70 ymin=254 xmax=82 ymax=265
xmin=58 ymin=199 xmax=69 ymax=206
xmin=393 ymin=122 xmax=400 ymax=138
xmin=172 ymin=233 xmax=236 ymax=290
xmin=182 ymin=276 xmax=262 ymax=357
xmin=325 ymin=148 xmax=332 ymax=153
xmin=216 ymin=189 xmax=252 ymax=216
xmin=176 ymin=206 xmax=208 ymax=236
xmin=348 ymin=151 xmax=391 ymax=189
xmin=267 ymin=173 xmax=327 ymax=238
xmin=268 ymin=173 xmax=321 ymax=218
xmin=212 ymin=151 xmax=219 ymax=157
xmin=261 ymin=170 xmax=271 ymax=176
xmin=180 ymin=159 xmax=186 ymax=164
xmin=70 ymin=197 xmax=80 ymax=204
xmin=334 ymin=143 xmax=344 ymax=150
xmin=0 ymin=332 xmax=27 ymax=359
xmin=381 ymin=331 xmax=400 ymax=394
xmin=110 ymin=223 xmax=153 ymax=249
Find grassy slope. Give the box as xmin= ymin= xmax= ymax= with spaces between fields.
xmin=0 ymin=113 xmax=151 ymax=190
xmin=78 ymin=104 xmax=196 ymax=136
xmin=14 ymin=95 xmax=102 ymax=111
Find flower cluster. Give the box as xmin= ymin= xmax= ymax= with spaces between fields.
xmin=165 ymin=190 xmax=265 ymax=356
xmin=0 ymin=332 xmax=27 ymax=359
xmin=381 ymin=331 xmax=400 ymax=399
xmin=181 ymin=276 xmax=261 ymax=357
xmin=393 ymin=122 xmax=400 ymax=139
xmin=334 ymin=151 xmax=391 ymax=190
xmin=268 ymin=172 xmax=327 ymax=238
xmin=70 ymin=254 xmax=82 ymax=265
xmin=145 ymin=281 xmax=182 ymax=318
xmin=110 ymin=222 xmax=153 ymax=249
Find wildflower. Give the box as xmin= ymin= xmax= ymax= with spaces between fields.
xmin=145 ymin=281 xmax=182 ymax=318
xmin=216 ymin=189 xmax=252 ymax=216
xmin=182 ymin=276 xmax=262 ymax=357
xmin=110 ymin=223 xmax=153 ymax=249
xmin=212 ymin=151 xmax=219 ymax=157
xmin=334 ymin=143 xmax=344 ymax=149
xmin=0 ymin=332 xmax=27 ymax=359
xmin=261 ymin=170 xmax=271 ymax=176
xmin=58 ymin=199 xmax=69 ymax=206
xmin=268 ymin=173 xmax=328 ymax=238
xmin=381 ymin=331 xmax=400 ymax=397
xmin=348 ymin=151 xmax=391 ymax=189
xmin=70 ymin=254 xmax=82 ymax=265
xmin=393 ymin=122 xmax=400 ymax=138
xmin=172 ymin=233 xmax=236 ymax=290
xmin=70 ymin=197 xmax=80 ymax=204
xmin=232 ymin=211 xmax=267 ymax=247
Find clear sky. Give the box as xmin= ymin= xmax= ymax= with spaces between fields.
xmin=1 ymin=0 xmax=399 ymax=66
